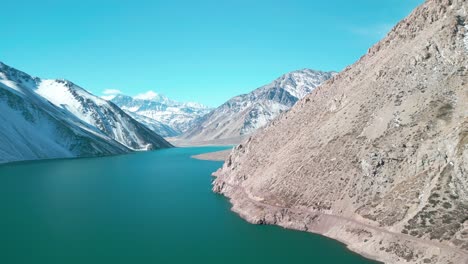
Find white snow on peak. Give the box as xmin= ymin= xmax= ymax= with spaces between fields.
xmin=134 ymin=90 xmax=161 ymax=100
xmin=183 ymin=102 xmax=209 ymax=109
xmin=111 ymin=91 xmax=211 ymax=135
xmin=275 ymin=69 xmax=336 ymax=99
xmin=37 ymin=80 xmax=81 ymax=108
xmin=101 ymin=89 xmax=122 ymax=100
xmin=184 ymin=68 xmax=335 ymax=140
xmin=0 ymin=62 xmax=172 ymax=164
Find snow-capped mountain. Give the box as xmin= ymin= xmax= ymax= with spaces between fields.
xmin=0 ymin=62 xmax=172 ymax=164
xmin=125 ymin=111 xmax=178 ymax=137
xmin=109 ymin=92 xmax=211 ymax=136
xmin=183 ymin=69 xmax=335 ymax=142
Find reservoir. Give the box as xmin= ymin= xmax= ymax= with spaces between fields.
xmin=0 ymin=147 xmax=377 ymax=264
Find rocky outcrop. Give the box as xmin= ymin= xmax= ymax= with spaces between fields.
xmin=213 ymin=0 xmax=468 ymax=263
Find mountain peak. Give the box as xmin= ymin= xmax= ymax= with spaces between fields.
xmin=183 ymin=68 xmax=335 ymax=141
xmin=183 ymin=102 xmax=210 ymax=109
xmin=54 ymin=79 xmax=76 ymax=88
xmin=134 ymin=90 xmax=163 ymax=101
xmin=290 ymin=68 xmax=333 ymax=74
xmin=267 ymin=68 xmax=336 ymax=99
xmin=110 ymin=91 xmax=212 ymax=135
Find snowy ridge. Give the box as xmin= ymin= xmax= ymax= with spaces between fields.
xmin=183 ymin=69 xmax=335 ymax=141
xmin=0 ymin=61 xmax=171 ymax=164
xmin=110 ymin=93 xmax=211 ymax=136
xmin=34 ymin=79 xmax=171 ymax=150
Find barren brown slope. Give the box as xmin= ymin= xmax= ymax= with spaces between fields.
xmin=213 ymin=0 xmax=468 ymax=263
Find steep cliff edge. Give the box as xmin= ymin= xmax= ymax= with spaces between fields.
xmin=213 ymin=0 xmax=468 ymax=263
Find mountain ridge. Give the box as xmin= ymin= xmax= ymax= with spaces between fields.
xmin=213 ymin=0 xmax=468 ymax=263
xmin=182 ymin=69 xmax=335 ymax=142
xmin=0 ymin=61 xmax=172 ymax=164
xmin=110 ymin=92 xmax=211 ymax=137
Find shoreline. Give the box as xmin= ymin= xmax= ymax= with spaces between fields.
xmin=212 ymin=176 xmax=468 ymax=264
xmin=166 ymin=136 xmax=244 ymax=148
xmin=191 ymin=149 xmax=232 ymax=161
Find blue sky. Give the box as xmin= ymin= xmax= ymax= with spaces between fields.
xmin=2 ymin=0 xmax=423 ymax=107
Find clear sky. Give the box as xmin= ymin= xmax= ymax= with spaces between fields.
xmin=2 ymin=0 xmax=423 ymax=107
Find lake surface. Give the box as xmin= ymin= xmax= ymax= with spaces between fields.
xmin=0 ymin=147 xmax=378 ymax=264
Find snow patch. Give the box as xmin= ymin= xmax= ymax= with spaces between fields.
xmin=111 ymin=93 xmax=212 ymax=135
xmin=125 ymin=106 xmax=140 ymax=112
xmin=0 ymin=80 xmax=23 ymax=94
xmin=36 ymin=80 xmax=76 ymax=106
xmin=101 ymin=95 xmax=116 ymax=101
xmin=184 ymin=102 xmax=209 ymax=109
xmin=0 ymin=99 xmax=74 ymax=163
xmin=35 ymin=80 xmax=152 ymax=149
xmin=134 ymin=90 xmax=160 ymax=100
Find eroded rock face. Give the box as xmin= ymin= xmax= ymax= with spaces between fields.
xmin=213 ymin=0 xmax=468 ymax=263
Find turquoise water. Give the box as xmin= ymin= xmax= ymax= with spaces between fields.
xmin=0 ymin=147 xmax=378 ymax=264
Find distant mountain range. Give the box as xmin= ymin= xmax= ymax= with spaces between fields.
xmin=0 ymin=62 xmax=171 ymax=164
xmin=108 ymin=92 xmax=211 ymax=137
xmin=0 ymin=62 xmax=334 ymax=163
xmin=182 ymin=69 xmax=335 ymax=142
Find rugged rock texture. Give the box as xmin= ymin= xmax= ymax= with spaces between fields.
xmin=213 ymin=0 xmax=468 ymax=263
xmin=183 ymin=69 xmax=335 ymax=142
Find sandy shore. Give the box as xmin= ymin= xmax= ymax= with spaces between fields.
xmin=166 ymin=136 xmax=244 ymax=147
xmin=191 ymin=149 xmax=232 ymax=161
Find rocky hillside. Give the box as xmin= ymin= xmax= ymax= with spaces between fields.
xmin=213 ymin=0 xmax=468 ymax=263
xmin=183 ymin=69 xmax=335 ymax=142
xmin=110 ymin=92 xmax=211 ymax=136
xmin=0 ymin=62 xmax=172 ymax=164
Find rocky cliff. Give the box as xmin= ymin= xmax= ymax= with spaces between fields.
xmin=213 ymin=0 xmax=468 ymax=263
